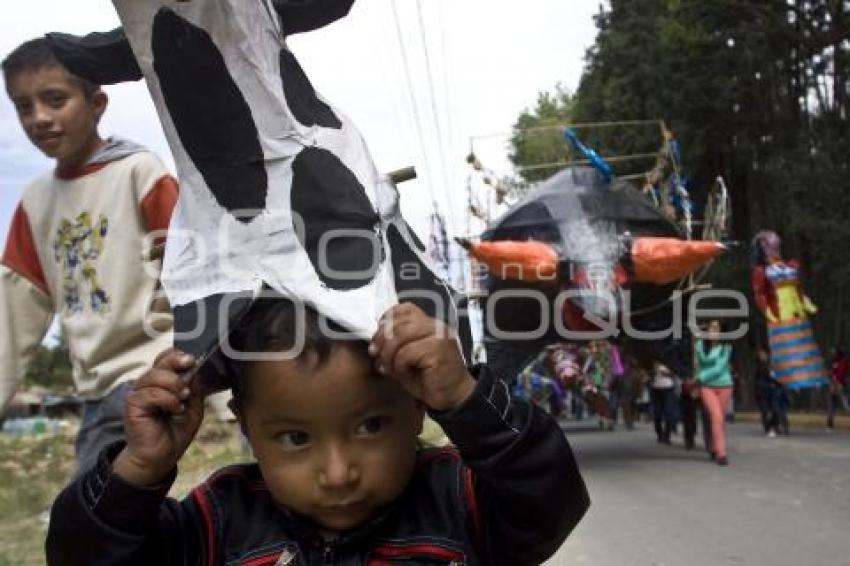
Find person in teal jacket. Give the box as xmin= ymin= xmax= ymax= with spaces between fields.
xmin=696 ymin=320 xmax=734 ymax=465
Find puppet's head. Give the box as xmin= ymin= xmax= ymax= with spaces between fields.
xmin=751 ymin=230 xmax=782 ymax=266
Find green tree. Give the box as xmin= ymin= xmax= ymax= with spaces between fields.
xmin=24 ymin=327 xmax=73 ymax=390
xmin=509 ymin=84 xmax=577 ymax=183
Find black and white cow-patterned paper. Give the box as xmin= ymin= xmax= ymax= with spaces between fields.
xmin=112 ymin=0 xmax=462 ymax=352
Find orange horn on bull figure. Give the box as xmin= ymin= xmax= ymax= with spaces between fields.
xmin=629 ymin=237 xmax=726 ymax=284
xmin=456 ymin=238 xmax=559 ymax=282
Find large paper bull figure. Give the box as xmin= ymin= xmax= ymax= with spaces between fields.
xmin=48 ymin=0 xmax=469 ymax=377
xmin=460 ymin=166 xmax=727 ymax=379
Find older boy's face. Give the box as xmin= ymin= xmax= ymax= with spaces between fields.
xmin=7 ymin=66 xmax=105 ymax=167
xmin=238 ymin=345 xmax=423 ymax=534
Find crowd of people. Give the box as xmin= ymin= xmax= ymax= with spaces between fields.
xmin=513 ymin=319 xmax=850 ymax=468
xmin=513 ymin=340 xmax=631 ymax=430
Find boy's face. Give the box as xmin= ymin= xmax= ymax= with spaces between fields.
xmin=236 ymin=345 xmax=424 ymax=534
xmin=6 ymin=65 xmax=106 ymax=167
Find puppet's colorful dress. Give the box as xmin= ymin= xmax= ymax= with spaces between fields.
xmin=752 ymin=260 xmax=829 ymax=390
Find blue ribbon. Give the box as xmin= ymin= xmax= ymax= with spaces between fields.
xmin=564 ymin=128 xmax=613 ymax=184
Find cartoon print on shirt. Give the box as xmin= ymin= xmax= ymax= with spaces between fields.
xmin=54 ymin=212 xmax=110 ymax=314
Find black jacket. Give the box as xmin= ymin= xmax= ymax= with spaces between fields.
xmin=46 ymin=368 xmax=589 ymax=565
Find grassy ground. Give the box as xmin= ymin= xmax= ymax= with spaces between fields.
xmin=0 ymin=418 xmax=244 ymax=566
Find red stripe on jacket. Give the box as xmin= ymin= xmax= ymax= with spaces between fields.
xmin=370 ymin=543 xmax=465 ymax=561
xmin=240 ymin=554 xmax=283 ymax=566
xmin=191 ymin=486 xmax=217 ymax=566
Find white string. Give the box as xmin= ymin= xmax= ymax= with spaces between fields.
xmin=437 ymin=0 xmax=458 ymax=180
xmin=414 ymin=0 xmax=458 ymax=232
xmin=389 ymin=0 xmax=438 ymax=208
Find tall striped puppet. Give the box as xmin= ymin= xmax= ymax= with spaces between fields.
xmin=751 ymin=230 xmax=829 ymax=390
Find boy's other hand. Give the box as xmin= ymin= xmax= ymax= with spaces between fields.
xmin=370 ymin=304 xmax=475 ymax=412
xmin=114 ymin=349 xmax=204 ymax=487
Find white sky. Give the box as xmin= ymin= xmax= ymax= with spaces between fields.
xmin=0 ymin=0 xmax=600 ymax=247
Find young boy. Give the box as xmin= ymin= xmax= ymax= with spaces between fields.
xmin=46 ymin=300 xmax=589 ymax=565
xmin=1 ymin=38 xmax=177 ymax=471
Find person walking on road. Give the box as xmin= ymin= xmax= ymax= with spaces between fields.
xmin=696 ymin=320 xmax=734 ymax=466
xmin=827 ymin=347 xmax=850 ymax=431
xmin=680 ymin=372 xmax=711 ymax=451
xmin=650 ymin=362 xmax=677 ymax=444
xmin=755 ymin=348 xmax=780 ymax=437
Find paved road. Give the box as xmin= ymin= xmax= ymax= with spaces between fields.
xmin=546 ymin=421 xmax=850 ymax=566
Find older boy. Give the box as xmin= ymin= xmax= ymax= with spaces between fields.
xmin=1 ymin=38 xmax=177 ymax=471
xmin=47 ymin=300 xmax=589 ymax=565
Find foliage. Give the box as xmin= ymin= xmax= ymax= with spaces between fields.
xmin=24 ymin=326 xmax=72 ymax=390
xmin=509 ymin=84 xmax=577 ymax=183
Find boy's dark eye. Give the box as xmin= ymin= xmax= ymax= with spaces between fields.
xmin=13 ymin=101 xmax=32 ymax=116
xmin=45 ymin=95 xmax=68 ymax=108
xmin=355 ymin=416 xmax=385 ymax=436
xmin=277 ymin=431 xmax=310 ymax=449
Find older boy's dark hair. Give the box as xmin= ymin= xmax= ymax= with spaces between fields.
xmin=2 ymin=38 xmax=99 ymax=98
xmin=226 ymin=296 xmax=365 ymax=402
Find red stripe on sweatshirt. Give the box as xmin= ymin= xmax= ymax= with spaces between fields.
xmin=55 ymin=162 xmax=108 ymax=180
xmin=1 ymin=204 xmax=49 ymax=295
xmin=141 ymin=175 xmax=179 ymax=234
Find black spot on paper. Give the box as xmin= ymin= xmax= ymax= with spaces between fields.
xmin=152 ymin=9 xmax=267 ymax=222
xmin=405 ymin=221 xmax=427 ymax=252
xmin=280 ymin=49 xmax=341 ymax=129
xmin=387 ymin=223 xmax=449 ymax=320
xmin=291 ymin=148 xmax=381 ymax=290
xmin=387 ymin=223 xmax=471 ymax=358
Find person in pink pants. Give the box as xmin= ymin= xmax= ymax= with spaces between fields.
xmin=696 ymin=320 xmax=734 ymax=466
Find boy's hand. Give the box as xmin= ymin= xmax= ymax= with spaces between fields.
xmin=113 ymin=349 xmax=204 ymax=487
xmin=370 ymin=304 xmax=475 ymax=412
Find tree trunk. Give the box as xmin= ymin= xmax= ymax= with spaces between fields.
xmin=830 ymin=0 xmax=847 ymax=120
